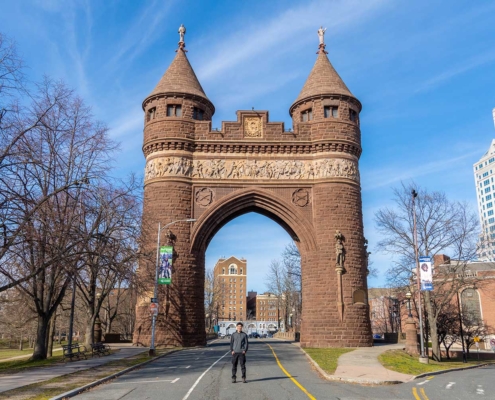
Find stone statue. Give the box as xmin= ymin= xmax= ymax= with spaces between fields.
xmin=178 ymin=24 xmax=186 ymax=43
xmin=317 ymin=26 xmax=326 ymax=45
xmin=335 ymin=230 xmax=345 ymax=267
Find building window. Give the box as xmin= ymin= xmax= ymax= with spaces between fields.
xmin=490 ymin=158 xmax=495 ymax=163
xmin=487 ymin=195 xmax=492 ymax=200
xmin=229 ymin=264 xmax=238 ymax=275
xmin=489 ymin=217 xmax=494 ymax=223
xmin=461 ymin=288 xmax=482 ymax=321
xmin=483 ymin=172 xmax=489 ymax=177
xmin=147 ymin=107 xmax=156 ymax=122
xmin=488 ymin=210 xmax=493 ymax=216
xmin=166 ymin=104 xmax=182 ymax=117
xmin=488 ymin=202 xmax=493 ymax=208
xmin=193 ymin=107 xmax=204 ymax=120
xmin=301 ymin=108 xmax=313 ymax=122
xmin=324 ymin=106 xmax=338 ymax=118
xmin=349 ymin=109 xmax=358 ymax=123
xmin=485 ymin=187 xmax=491 ymax=194
xmin=484 ymin=179 xmax=490 ymax=186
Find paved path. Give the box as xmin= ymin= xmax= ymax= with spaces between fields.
xmin=333 ymin=343 xmax=414 ymax=383
xmin=0 ymin=347 xmax=146 ymax=394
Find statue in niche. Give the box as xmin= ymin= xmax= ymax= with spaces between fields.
xmin=335 ymin=230 xmax=345 ymax=268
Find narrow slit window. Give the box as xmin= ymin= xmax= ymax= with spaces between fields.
xmin=350 ymin=109 xmax=358 ymax=123
xmin=147 ymin=107 xmax=156 ymax=122
xmin=324 ymin=106 xmax=338 ymax=118
xmin=193 ymin=107 xmax=204 ymax=120
xmin=301 ymin=108 xmax=313 ymax=122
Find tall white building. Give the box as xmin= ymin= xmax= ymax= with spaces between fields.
xmin=473 ymin=108 xmax=495 ymax=261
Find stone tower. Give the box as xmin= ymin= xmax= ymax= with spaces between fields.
xmin=133 ymin=28 xmax=372 ymax=349
xmin=289 ymin=42 xmax=371 ymax=347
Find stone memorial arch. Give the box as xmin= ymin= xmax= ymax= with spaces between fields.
xmin=133 ymin=27 xmax=372 ymax=348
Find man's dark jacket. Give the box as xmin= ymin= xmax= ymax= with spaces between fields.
xmin=230 ymin=331 xmax=249 ymax=353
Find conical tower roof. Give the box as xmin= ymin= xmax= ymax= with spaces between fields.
xmin=291 ymin=50 xmax=358 ymax=111
xmin=144 ymin=49 xmax=212 ymax=107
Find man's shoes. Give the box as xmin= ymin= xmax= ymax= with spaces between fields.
xmin=242 ymin=377 xmax=247 ymax=383
xmin=232 ymin=378 xmax=236 ymax=383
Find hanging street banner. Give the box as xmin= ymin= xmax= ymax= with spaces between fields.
xmin=158 ymin=246 xmax=173 ymax=285
xmin=419 ymin=256 xmax=433 ymax=291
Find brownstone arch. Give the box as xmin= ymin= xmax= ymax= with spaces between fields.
xmin=133 ymin=34 xmax=372 ymax=349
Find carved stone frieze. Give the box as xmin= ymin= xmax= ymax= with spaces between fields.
xmin=145 ymin=157 xmax=359 ymax=182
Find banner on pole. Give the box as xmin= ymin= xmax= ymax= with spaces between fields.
xmin=158 ymin=246 xmax=173 ymax=285
xmin=419 ymin=256 xmax=433 ymax=291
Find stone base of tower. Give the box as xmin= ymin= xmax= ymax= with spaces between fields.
xmin=133 ymin=304 xmax=206 ymax=348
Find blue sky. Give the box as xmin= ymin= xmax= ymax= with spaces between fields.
xmin=3 ymin=0 xmax=495 ymax=292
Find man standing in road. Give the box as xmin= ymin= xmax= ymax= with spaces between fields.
xmin=230 ymin=322 xmax=248 ymax=383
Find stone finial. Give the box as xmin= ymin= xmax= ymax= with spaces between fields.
xmin=178 ymin=24 xmax=187 ymax=51
xmin=317 ymin=26 xmax=328 ymax=54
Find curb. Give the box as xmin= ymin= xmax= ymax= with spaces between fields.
xmin=412 ymin=362 xmax=491 ymax=380
xmin=298 ymin=347 xmax=408 ymax=385
xmin=49 ymin=349 xmax=181 ymax=400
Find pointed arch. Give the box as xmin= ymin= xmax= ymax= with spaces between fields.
xmin=190 ymin=188 xmax=317 ymax=253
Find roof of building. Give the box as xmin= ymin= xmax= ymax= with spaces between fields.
xmin=145 ymin=49 xmax=210 ymax=102
xmin=292 ymin=50 xmax=355 ymax=106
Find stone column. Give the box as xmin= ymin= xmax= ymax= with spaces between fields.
xmin=405 ymin=318 xmax=419 ymax=355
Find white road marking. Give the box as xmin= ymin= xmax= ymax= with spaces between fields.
xmin=446 ymin=382 xmax=456 ymax=389
xmin=112 ymin=379 xmax=180 ymax=385
xmin=417 ymin=380 xmax=429 ymax=385
xmin=184 ymin=365 xmax=191 ymax=368
xmin=182 ymin=351 xmax=230 ymax=400
xmin=477 ymin=385 xmax=484 ymax=395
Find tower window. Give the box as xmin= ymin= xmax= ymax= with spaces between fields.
xmin=193 ymin=107 xmax=204 ymax=120
xmin=166 ymin=104 xmax=182 ymax=117
xmin=349 ymin=109 xmax=358 ymax=123
xmin=301 ymin=108 xmax=313 ymax=122
xmin=324 ymin=106 xmax=338 ymax=118
xmin=147 ymin=107 xmax=156 ymax=122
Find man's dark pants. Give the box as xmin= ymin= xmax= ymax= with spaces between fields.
xmin=231 ymin=352 xmax=246 ymax=379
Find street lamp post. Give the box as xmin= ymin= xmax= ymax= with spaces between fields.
xmin=149 ymin=218 xmax=196 ymax=357
xmin=412 ymin=189 xmax=428 ymax=363
xmin=406 ymin=291 xmax=412 ymax=318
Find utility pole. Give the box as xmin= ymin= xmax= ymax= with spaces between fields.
xmin=412 ymin=189 xmax=428 ymax=363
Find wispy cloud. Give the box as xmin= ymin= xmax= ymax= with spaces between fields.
xmin=362 ymin=150 xmax=481 ymax=191
xmin=195 ymin=0 xmax=391 ymax=83
xmin=414 ymin=50 xmax=495 ymax=94
xmin=106 ymin=0 xmax=174 ymax=70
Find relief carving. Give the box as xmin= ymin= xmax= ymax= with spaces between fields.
xmin=145 ymin=157 xmax=360 ymax=183
xmin=195 ymin=188 xmax=214 ymax=207
xmin=292 ymin=189 xmax=310 ymax=207
xmin=244 ymin=117 xmax=263 ymax=138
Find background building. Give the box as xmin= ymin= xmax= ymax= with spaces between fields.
xmin=246 ymin=290 xmax=257 ymax=320
xmin=473 ymin=108 xmax=495 ymax=261
xmin=213 ymin=256 xmax=247 ymax=321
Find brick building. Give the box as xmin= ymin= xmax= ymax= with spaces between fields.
xmin=213 ymin=256 xmax=247 ymax=321
xmin=133 ymin=27 xmax=371 ymax=348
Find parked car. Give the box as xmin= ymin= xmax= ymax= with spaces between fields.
xmin=251 ymin=332 xmax=260 ymax=338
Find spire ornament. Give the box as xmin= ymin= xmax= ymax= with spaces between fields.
xmin=317 ymin=26 xmax=328 ymax=54
xmin=177 ymin=24 xmax=187 ymax=52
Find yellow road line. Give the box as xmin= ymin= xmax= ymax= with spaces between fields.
xmin=412 ymin=386 xmax=430 ymax=400
xmin=266 ymin=343 xmax=316 ymax=400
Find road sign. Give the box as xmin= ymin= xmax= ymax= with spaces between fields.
xmin=490 ymin=338 xmax=495 ymax=347
xmin=150 ymin=303 xmax=158 ymax=316
xmin=150 ymin=297 xmax=158 ymax=303
xmin=474 ymin=336 xmax=480 ymax=342
xmin=475 ymin=342 xmax=480 ymax=348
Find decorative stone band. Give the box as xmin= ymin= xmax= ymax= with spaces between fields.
xmin=144 ymin=157 xmax=360 ymax=183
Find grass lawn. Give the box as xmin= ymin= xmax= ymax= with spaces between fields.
xmin=0 ymin=349 xmax=174 ymax=400
xmin=378 ymin=349 xmax=493 ymax=376
xmin=0 ymin=348 xmax=35 ymax=360
xmin=303 ymin=348 xmax=355 ymax=375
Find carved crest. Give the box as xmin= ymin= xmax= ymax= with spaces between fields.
xmin=244 ymin=117 xmax=263 ymax=138
xmin=292 ymin=189 xmax=310 ymax=207
xmin=195 ymin=188 xmax=214 ymax=207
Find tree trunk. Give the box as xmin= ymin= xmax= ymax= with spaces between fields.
xmin=32 ymin=315 xmax=50 ymax=360
xmin=424 ymin=292 xmax=441 ymax=361
xmin=19 ymin=335 xmax=23 ymax=351
xmin=84 ymin=316 xmax=95 ymax=348
xmin=47 ymin=313 xmax=56 ymax=358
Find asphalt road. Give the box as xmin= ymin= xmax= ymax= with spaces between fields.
xmin=73 ymin=338 xmax=495 ymax=400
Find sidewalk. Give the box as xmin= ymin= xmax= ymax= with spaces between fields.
xmin=332 ymin=343 xmax=414 ymax=384
xmin=0 ymin=345 xmax=147 ymax=394
xmin=300 ymin=342 xmax=414 ymax=384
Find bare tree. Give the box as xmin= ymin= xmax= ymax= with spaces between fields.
xmin=205 ymin=268 xmax=223 ymax=331
xmin=6 ymin=78 xmax=117 ymax=360
xmin=375 ymin=182 xmax=479 ymax=361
